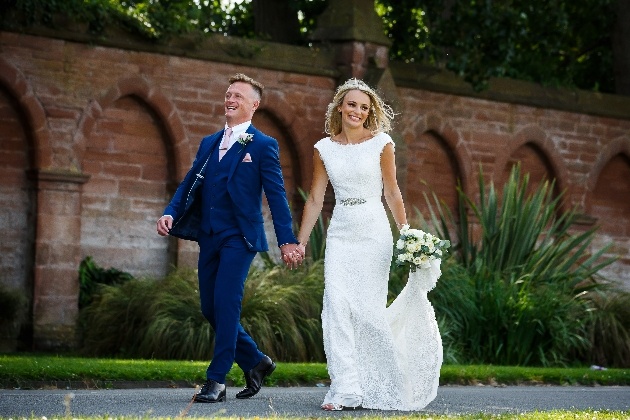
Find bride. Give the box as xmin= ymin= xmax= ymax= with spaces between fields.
xmin=296 ymin=78 xmax=443 ymax=411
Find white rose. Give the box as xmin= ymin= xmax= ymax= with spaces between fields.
xmin=408 ymin=228 xmax=422 ymax=237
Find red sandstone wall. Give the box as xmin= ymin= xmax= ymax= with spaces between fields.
xmin=0 ymin=32 xmax=331 ymax=277
xmin=399 ymin=91 xmax=630 ymax=284
xmin=1 ymin=31 xmax=629 ymax=347
xmin=0 ymin=84 xmax=34 ymax=296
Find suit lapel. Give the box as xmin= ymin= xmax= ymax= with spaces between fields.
xmin=228 ymin=125 xmax=256 ymax=181
xmin=199 ymin=131 xmax=223 ymax=169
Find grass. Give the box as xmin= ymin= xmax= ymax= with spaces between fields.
xmin=1 ymin=354 xmax=629 ymax=389
xmin=0 ymin=411 xmax=629 ymax=419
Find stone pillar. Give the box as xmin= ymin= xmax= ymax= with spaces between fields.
xmin=311 ymin=0 xmax=409 ymax=191
xmin=311 ymin=0 xmax=391 ymax=81
xmin=29 ymin=169 xmax=89 ymax=350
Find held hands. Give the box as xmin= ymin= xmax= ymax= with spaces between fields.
xmin=280 ymin=243 xmax=305 ymax=270
xmin=156 ymin=215 xmax=173 ymax=236
xmin=297 ymin=242 xmax=306 ymax=258
xmin=157 ymin=216 xmax=306 ymax=269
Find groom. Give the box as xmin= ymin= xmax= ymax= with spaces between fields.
xmin=157 ymin=73 xmax=303 ymax=403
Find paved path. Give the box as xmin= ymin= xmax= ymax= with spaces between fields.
xmin=1 ymin=386 xmax=629 ymax=417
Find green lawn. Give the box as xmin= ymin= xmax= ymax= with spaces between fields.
xmin=1 ymin=354 xmax=628 ymax=388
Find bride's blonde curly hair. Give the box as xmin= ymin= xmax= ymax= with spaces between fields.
xmin=324 ymin=78 xmax=395 ymax=136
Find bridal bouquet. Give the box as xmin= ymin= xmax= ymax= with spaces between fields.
xmin=395 ymin=225 xmax=450 ymax=272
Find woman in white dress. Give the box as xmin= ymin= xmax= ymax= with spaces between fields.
xmin=296 ymin=78 xmax=442 ymax=411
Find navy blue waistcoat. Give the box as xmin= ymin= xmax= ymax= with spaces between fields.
xmin=200 ymin=144 xmax=239 ymax=234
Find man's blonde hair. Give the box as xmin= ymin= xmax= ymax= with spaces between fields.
xmin=229 ymin=73 xmax=264 ymax=100
xmin=324 ymin=78 xmax=395 ymax=136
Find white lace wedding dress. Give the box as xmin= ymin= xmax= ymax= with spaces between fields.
xmin=315 ymin=133 xmax=443 ymax=411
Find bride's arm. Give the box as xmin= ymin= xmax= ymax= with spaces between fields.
xmin=381 ymin=143 xmax=408 ymax=229
xmin=296 ymin=150 xmax=329 ymax=252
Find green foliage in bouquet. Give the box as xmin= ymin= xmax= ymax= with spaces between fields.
xmin=394 ymin=225 xmax=450 ymax=272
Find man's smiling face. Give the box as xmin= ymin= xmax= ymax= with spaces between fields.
xmin=224 ymin=81 xmax=260 ymax=126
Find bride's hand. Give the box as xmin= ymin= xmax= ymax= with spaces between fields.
xmin=297 ymin=242 xmax=307 ymax=259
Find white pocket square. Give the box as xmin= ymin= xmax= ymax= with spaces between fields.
xmin=242 ymin=153 xmax=252 ymax=162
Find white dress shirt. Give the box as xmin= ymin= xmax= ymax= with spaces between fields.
xmin=223 ymin=120 xmax=252 ymax=152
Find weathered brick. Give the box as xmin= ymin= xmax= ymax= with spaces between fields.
xmin=2 ymin=29 xmax=630 ymax=352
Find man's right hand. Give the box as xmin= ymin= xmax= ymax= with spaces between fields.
xmin=157 ymin=215 xmax=173 ymax=236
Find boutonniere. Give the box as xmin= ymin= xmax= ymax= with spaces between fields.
xmin=237 ymin=133 xmax=254 ymax=150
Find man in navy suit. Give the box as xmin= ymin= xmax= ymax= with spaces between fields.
xmin=157 ymin=73 xmax=303 ymax=403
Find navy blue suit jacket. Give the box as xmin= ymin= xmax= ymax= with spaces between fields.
xmin=164 ymin=125 xmax=297 ymax=252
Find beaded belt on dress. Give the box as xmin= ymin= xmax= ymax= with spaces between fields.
xmin=337 ymin=197 xmax=380 ymax=206
xmin=339 ymin=198 xmax=366 ymax=206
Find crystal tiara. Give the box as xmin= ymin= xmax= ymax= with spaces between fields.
xmin=336 ymin=78 xmax=376 ymax=95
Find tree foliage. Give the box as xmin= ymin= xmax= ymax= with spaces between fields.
xmin=0 ymin=0 xmax=249 ymax=39
xmin=0 ymin=0 xmax=619 ymax=92
xmin=376 ymin=0 xmax=617 ymax=92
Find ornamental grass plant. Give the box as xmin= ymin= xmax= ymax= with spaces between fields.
xmin=581 ymin=286 xmax=630 ymax=367
xmin=79 ymin=261 xmax=325 ymax=362
xmin=240 ymin=260 xmax=325 ymax=362
xmin=420 ymin=164 xmax=630 ymax=367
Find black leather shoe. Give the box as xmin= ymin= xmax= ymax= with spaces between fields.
xmin=194 ymin=379 xmax=226 ymax=403
xmin=235 ymin=355 xmax=276 ymax=399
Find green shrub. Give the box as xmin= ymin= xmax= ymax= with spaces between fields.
xmin=78 ymin=256 xmax=133 ymax=309
xmin=0 ymin=284 xmax=27 ymax=325
xmin=241 ymin=260 xmax=325 ymax=362
xmin=581 ymin=286 xmax=630 ymax=368
xmin=79 ymin=261 xmax=325 ymax=362
xmin=422 ymin=164 xmax=622 ymax=366
xmin=0 ymin=283 xmax=28 ymax=346
xmin=79 ymin=274 xmax=158 ymax=358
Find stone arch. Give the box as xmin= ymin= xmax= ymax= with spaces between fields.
xmin=586 ymin=138 xmax=630 ymax=237
xmin=495 ymin=125 xmax=569 ymax=209
xmin=0 ymin=58 xmax=52 ymax=169
xmin=0 ymin=58 xmax=48 ymax=348
xmin=75 ymin=76 xmax=191 ymax=277
xmin=405 ymin=112 xmax=472 ymax=227
xmin=586 ymin=137 xmax=630 ymax=193
xmin=253 ymin=110 xmax=301 ymax=204
xmin=408 ymin=112 xmax=473 ymax=194
xmin=74 ymin=75 xmax=191 ymax=179
xmin=257 ymin=89 xmax=315 ymax=209
xmin=259 ymin=89 xmax=311 ymax=186
xmin=405 ymin=130 xmax=462 ymax=222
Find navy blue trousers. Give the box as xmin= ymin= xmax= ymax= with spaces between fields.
xmin=197 ymin=229 xmax=263 ymax=383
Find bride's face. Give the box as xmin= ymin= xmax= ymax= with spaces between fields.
xmin=338 ymin=90 xmax=371 ymax=130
